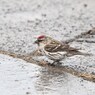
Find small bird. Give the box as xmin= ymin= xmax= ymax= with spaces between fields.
xmin=34 ymin=35 xmax=90 ymax=64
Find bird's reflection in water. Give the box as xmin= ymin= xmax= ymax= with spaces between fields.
xmin=35 ymin=67 xmax=69 ymax=95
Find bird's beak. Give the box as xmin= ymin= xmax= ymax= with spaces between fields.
xmin=34 ymin=40 xmax=39 ymax=44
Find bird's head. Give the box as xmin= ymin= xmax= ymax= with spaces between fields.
xmin=34 ymin=35 xmax=52 ymax=47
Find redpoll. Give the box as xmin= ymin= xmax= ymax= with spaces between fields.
xmin=34 ymin=35 xmax=90 ymax=64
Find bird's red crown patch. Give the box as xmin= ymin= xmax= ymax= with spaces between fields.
xmin=37 ymin=35 xmax=45 ymax=39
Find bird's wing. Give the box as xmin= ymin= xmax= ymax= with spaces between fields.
xmin=44 ymin=41 xmax=79 ymax=53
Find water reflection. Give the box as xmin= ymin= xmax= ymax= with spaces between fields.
xmin=34 ymin=66 xmax=95 ymax=95
xmin=35 ymin=67 xmax=70 ymax=95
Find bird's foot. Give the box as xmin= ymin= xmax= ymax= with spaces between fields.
xmin=56 ymin=61 xmax=63 ymax=66
xmin=47 ymin=62 xmax=56 ymax=66
xmin=49 ymin=61 xmax=62 ymax=66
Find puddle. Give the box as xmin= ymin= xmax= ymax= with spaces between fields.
xmin=0 ymin=54 xmax=95 ymax=95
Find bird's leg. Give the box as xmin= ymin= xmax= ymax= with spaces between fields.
xmin=55 ymin=60 xmax=63 ymax=65
xmin=47 ymin=61 xmax=55 ymax=66
xmin=50 ymin=60 xmax=62 ymax=66
xmin=51 ymin=61 xmax=57 ymax=66
xmin=47 ymin=60 xmax=57 ymax=66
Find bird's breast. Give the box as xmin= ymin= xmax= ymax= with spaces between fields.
xmin=43 ymin=48 xmax=67 ymax=60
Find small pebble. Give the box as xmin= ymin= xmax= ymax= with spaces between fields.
xmin=26 ymin=92 xmax=31 ymax=94
xmin=84 ymin=4 xmax=87 ymax=7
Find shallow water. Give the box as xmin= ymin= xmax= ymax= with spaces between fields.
xmin=0 ymin=54 xmax=95 ymax=95
xmin=34 ymin=67 xmax=95 ymax=95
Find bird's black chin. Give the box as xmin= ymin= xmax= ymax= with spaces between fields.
xmin=34 ymin=40 xmax=39 ymax=44
xmin=34 ymin=39 xmax=43 ymax=44
xmin=34 ymin=40 xmax=40 ymax=46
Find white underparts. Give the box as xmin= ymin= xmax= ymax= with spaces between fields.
xmin=41 ymin=48 xmax=67 ymax=60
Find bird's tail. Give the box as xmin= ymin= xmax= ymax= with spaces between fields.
xmin=68 ymin=50 xmax=93 ymax=56
xmin=76 ymin=51 xmax=93 ymax=56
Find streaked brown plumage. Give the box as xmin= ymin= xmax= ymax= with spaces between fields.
xmin=34 ymin=35 xmax=90 ymax=64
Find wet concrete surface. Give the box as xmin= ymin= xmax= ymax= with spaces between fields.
xmin=0 ymin=54 xmax=95 ymax=95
